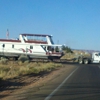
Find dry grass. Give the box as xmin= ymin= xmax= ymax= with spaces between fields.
xmin=0 ymin=50 xmax=90 ymax=80
xmin=61 ymin=50 xmax=91 ymax=60
xmin=0 ymin=60 xmax=62 ymax=80
xmin=61 ymin=53 xmax=75 ymax=59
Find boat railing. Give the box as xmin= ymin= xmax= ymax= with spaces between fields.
xmin=24 ymin=40 xmax=47 ymax=44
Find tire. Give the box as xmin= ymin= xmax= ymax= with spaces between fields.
xmin=78 ymin=59 xmax=83 ymax=64
xmin=84 ymin=59 xmax=89 ymax=64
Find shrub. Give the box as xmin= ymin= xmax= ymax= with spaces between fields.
xmin=24 ymin=60 xmax=30 ymax=64
xmin=62 ymin=45 xmax=73 ymax=53
xmin=18 ymin=54 xmax=29 ymax=62
xmin=0 ymin=57 xmax=8 ymax=64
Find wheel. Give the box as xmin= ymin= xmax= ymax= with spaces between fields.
xmin=78 ymin=59 xmax=83 ymax=64
xmin=84 ymin=59 xmax=89 ymax=64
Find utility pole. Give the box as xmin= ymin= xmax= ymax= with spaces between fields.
xmin=57 ymin=40 xmax=59 ymax=44
xmin=6 ymin=29 xmax=9 ymax=39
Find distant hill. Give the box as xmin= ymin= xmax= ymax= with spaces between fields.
xmin=72 ymin=49 xmax=100 ymax=53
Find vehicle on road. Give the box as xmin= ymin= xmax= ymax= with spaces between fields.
xmin=76 ymin=52 xmax=100 ymax=64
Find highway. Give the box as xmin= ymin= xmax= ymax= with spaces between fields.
xmin=46 ymin=64 xmax=100 ymax=100
xmin=3 ymin=63 xmax=100 ymax=100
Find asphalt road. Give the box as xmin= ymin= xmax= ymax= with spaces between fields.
xmin=30 ymin=63 xmax=100 ymax=100
xmin=4 ymin=63 xmax=100 ymax=100
xmin=48 ymin=64 xmax=100 ymax=100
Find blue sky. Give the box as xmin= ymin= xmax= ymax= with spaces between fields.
xmin=0 ymin=0 xmax=100 ymax=50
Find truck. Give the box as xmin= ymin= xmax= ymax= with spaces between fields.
xmin=76 ymin=52 xmax=100 ymax=64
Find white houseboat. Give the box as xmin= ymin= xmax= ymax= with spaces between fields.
xmin=0 ymin=33 xmax=64 ymax=60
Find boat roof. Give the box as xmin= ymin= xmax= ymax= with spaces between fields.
xmin=20 ymin=33 xmax=52 ymax=37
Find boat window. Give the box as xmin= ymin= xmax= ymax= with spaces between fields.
xmin=2 ymin=44 xmax=5 ymax=48
xmin=49 ymin=37 xmax=54 ymax=44
xmin=55 ymin=46 xmax=59 ymax=52
xmin=12 ymin=44 xmax=14 ymax=48
xmin=30 ymin=45 xmax=33 ymax=49
xmin=47 ymin=46 xmax=52 ymax=51
xmin=41 ymin=45 xmax=46 ymax=51
xmin=27 ymin=36 xmax=47 ymax=42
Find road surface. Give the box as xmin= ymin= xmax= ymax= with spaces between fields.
xmin=2 ymin=63 xmax=100 ymax=100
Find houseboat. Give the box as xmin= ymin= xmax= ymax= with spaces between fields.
xmin=0 ymin=33 xmax=64 ymax=60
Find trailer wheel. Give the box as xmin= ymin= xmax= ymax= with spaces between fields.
xmin=78 ymin=59 xmax=83 ymax=64
xmin=84 ymin=59 xmax=89 ymax=64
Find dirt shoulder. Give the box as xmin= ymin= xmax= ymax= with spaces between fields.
xmin=0 ymin=63 xmax=77 ymax=100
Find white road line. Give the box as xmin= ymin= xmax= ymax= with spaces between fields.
xmin=45 ymin=67 xmax=79 ymax=100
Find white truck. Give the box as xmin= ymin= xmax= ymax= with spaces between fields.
xmin=77 ymin=52 xmax=100 ymax=64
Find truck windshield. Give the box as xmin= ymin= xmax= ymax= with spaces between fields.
xmin=98 ymin=53 xmax=100 ymax=56
xmin=96 ymin=53 xmax=100 ymax=56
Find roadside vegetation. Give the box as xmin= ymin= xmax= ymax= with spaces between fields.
xmin=62 ymin=45 xmax=73 ymax=53
xmin=0 ymin=47 xmax=90 ymax=80
xmin=61 ymin=45 xmax=74 ymax=60
xmin=0 ymin=56 xmax=62 ymax=80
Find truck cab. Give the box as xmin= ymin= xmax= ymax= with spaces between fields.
xmin=92 ymin=52 xmax=100 ymax=63
xmin=78 ymin=52 xmax=100 ymax=64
